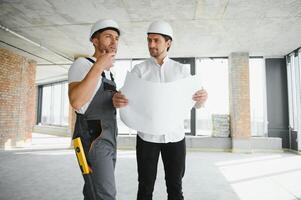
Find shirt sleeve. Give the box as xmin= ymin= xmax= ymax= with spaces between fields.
xmin=68 ymin=57 xmax=89 ymax=83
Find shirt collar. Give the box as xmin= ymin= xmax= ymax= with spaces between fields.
xmin=150 ymin=56 xmax=170 ymax=67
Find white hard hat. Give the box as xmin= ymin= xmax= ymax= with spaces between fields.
xmin=147 ymin=20 xmax=173 ymax=40
xmin=90 ymin=19 xmax=120 ymax=41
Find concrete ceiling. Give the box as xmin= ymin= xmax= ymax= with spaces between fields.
xmin=1 ymin=0 xmax=301 ymax=84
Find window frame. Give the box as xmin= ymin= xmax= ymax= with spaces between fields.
xmin=37 ymin=80 xmax=69 ymax=126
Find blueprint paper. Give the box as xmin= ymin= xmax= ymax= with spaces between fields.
xmin=119 ymin=71 xmax=201 ymax=135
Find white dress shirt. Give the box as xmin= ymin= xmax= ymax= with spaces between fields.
xmin=68 ymin=57 xmax=112 ymax=114
xmin=131 ymin=56 xmax=190 ymax=143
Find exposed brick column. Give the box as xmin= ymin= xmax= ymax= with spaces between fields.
xmin=0 ymin=48 xmax=36 ymax=149
xmin=229 ymin=52 xmax=251 ymax=153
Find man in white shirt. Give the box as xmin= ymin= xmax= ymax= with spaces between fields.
xmin=69 ymin=19 xmax=124 ymax=200
xmin=113 ymin=21 xmax=207 ymax=200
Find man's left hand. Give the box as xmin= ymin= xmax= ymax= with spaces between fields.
xmin=192 ymin=88 xmax=208 ymax=106
xmin=113 ymin=92 xmax=128 ymax=108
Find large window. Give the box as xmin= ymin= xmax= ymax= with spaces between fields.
xmin=249 ymin=58 xmax=267 ymax=136
xmin=39 ymin=82 xmax=68 ymax=126
xmin=287 ymin=56 xmax=294 ymax=130
xmin=299 ymin=50 xmax=301 ymax=140
xmin=195 ymin=58 xmax=229 ymax=136
xmin=36 ymin=57 xmax=271 ymax=139
xmin=195 ymin=57 xmax=267 ymax=137
xmin=287 ymin=51 xmax=301 ymax=133
xmin=286 ymin=48 xmax=301 ymax=151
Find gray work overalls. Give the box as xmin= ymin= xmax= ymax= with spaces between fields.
xmin=73 ymin=58 xmax=118 ymax=200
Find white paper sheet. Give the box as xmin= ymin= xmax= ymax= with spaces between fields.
xmin=119 ymin=71 xmax=201 ymax=135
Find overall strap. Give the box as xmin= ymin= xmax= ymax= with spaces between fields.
xmin=85 ymin=57 xmax=95 ymax=64
xmin=85 ymin=57 xmax=115 ymax=81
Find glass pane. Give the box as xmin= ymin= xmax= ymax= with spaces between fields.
xmin=294 ymin=53 xmax=301 ymax=133
xmin=62 ymin=82 xmax=69 ymax=126
xmin=112 ymin=60 xmax=132 ymax=90
xmin=52 ymin=84 xmax=62 ymax=125
xmin=299 ymin=51 xmax=301 ymax=150
xmin=195 ymin=58 xmax=229 ymax=136
xmin=41 ymin=85 xmax=51 ymax=124
xmin=249 ymin=58 xmax=266 ymax=136
xmin=287 ymin=56 xmax=294 ymax=129
xmin=299 ymin=51 xmax=301 ymax=82
xmin=291 ymin=55 xmax=297 ymax=130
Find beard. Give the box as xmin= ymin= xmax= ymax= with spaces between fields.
xmin=98 ymin=44 xmax=117 ymax=54
xmin=149 ymin=48 xmax=162 ymax=57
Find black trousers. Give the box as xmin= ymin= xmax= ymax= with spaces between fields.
xmin=136 ymin=135 xmax=186 ymax=200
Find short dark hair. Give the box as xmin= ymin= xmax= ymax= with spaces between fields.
xmin=91 ymin=27 xmax=120 ymax=40
xmin=162 ymin=34 xmax=172 ymax=42
xmin=162 ymin=34 xmax=172 ymax=51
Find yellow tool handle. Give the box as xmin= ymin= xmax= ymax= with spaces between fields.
xmin=73 ymin=137 xmax=90 ymax=174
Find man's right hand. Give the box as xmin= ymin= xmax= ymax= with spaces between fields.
xmin=95 ymin=50 xmax=116 ymax=71
xmin=113 ymin=92 xmax=128 ymax=108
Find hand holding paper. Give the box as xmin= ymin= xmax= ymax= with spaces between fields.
xmin=112 ymin=92 xmax=128 ymax=108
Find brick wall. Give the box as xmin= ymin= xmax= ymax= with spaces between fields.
xmin=229 ymin=52 xmax=251 ymax=139
xmin=0 ymin=48 xmax=36 ymax=149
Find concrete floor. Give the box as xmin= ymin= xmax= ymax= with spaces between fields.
xmin=0 ymin=134 xmax=300 ymax=200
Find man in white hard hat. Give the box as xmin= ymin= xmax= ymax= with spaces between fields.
xmin=113 ymin=21 xmax=207 ymax=200
xmin=68 ymin=19 xmax=125 ymax=200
